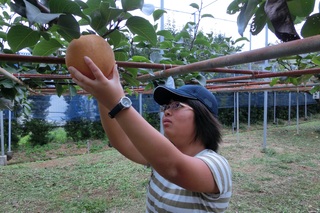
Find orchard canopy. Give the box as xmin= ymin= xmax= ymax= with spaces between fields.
xmin=0 ymin=0 xmax=319 ymax=112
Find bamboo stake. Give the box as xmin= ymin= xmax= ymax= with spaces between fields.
xmin=0 ymin=67 xmax=38 ymax=94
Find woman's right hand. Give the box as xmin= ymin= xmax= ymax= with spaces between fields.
xmin=68 ymin=56 xmax=125 ymax=110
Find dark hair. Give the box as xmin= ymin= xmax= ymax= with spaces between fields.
xmin=184 ymin=99 xmax=222 ymax=152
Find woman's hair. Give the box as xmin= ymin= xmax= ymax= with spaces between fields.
xmin=183 ymin=99 xmax=222 ymax=152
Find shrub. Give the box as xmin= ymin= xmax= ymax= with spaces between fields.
xmin=64 ymin=119 xmax=106 ymax=142
xmin=22 ymin=118 xmax=55 ymax=146
xmin=4 ymin=119 xmax=23 ymax=150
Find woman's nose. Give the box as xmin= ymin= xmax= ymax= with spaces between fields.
xmin=164 ymin=108 xmax=172 ymax=116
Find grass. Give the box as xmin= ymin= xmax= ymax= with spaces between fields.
xmin=1 ymin=116 xmax=320 ymax=212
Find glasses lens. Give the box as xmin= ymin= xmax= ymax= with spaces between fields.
xmin=160 ymin=105 xmax=165 ymax=112
xmin=171 ymin=102 xmax=181 ymax=110
xmin=160 ymin=102 xmax=181 ymax=112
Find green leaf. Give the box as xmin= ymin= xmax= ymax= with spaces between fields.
xmin=175 ymin=78 xmax=185 ymax=87
xmin=83 ymin=0 xmax=101 ymax=15
xmin=157 ymin=30 xmax=175 ymax=40
xmin=227 ymin=0 xmax=243 ymax=14
xmin=153 ymin=9 xmax=166 ymax=22
xmin=68 ymin=84 xmax=77 ymax=96
xmin=297 ymin=74 xmax=313 ymax=84
xmin=55 ymin=83 xmax=64 ymax=96
xmin=311 ymin=55 xmax=320 ymax=66
xmin=310 ymin=86 xmax=320 ymax=93
xmin=122 ymin=73 xmax=140 ymax=86
xmin=237 ymin=0 xmax=260 ymax=36
xmin=201 ymin=14 xmax=214 ymax=19
xmin=270 ymin=77 xmax=279 ymax=86
xmin=7 ymin=25 xmax=40 ymax=52
xmin=301 ymin=13 xmax=320 ymax=38
xmin=159 ymin=41 xmax=173 ymax=49
xmin=0 ymin=31 xmax=7 ymax=40
xmin=90 ymin=10 xmax=107 ymax=31
xmin=175 ymin=31 xmax=191 ymax=41
xmin=100 ymin=6 xmax=123 ymax=25
xmin=126 ymin=16 xmax=157 ymax=46
xmin=33 ymin=38 xmax=63 ymax=56
xmin=196 ymin=74 xmax=207 ymax=86
xmin=23 ymin=0 xmax=61 ymax=25
xmin=189 ymin=3 xmax=199 ymax=10
xmin=0 ymin=79 xmax=15 ymax=88
xmin=121 ymin=0 xmax=144 ymax=12
xmin=114 ymin=51 xmax=128 ymax=61
xmin=288 ymin=77 xmax=299 ymax=85
xmin=287 ymin=0 xmax=315 ymax=17
xmin=234 ymin=37 xmax=250 ymax=43
xmin=56 ymin=14 xmax=81 ymax=42
xmin=194 ymin=38 xmax=210 ymax=47
xmin=49 ymin=0 xmax=90 ymax=22
xmin=108 ymin=30 xmax=123 ymax=48
xmin=250 ymin=2 xmax=267 ymax=35
xmin=131 ymin=55 xmax=150 ymax=62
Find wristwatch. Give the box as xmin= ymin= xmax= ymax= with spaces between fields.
xmin=108 ymin=96 xmax=132 ymax=118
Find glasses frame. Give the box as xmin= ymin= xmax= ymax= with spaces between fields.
xmin=160 ymin=102 xmax=193 ymax=112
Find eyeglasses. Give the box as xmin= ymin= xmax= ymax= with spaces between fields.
xmin=160 ymin=102 xmax=193 ymax=112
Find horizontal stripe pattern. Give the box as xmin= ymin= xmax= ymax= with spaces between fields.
xmin=146 ymin=149 xmax=232 ymax=213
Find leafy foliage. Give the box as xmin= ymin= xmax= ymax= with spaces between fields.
xmin=22 ymin=118 xmax=55 ymax=146
xmin=227 ymin=0 xmax=320 ymax=92
xmin=64 ymin=119 xmax=106 ymax=142
xmin=0 ymin=0 xmax=318 ymax=112
xmin=0 ymin=0 xmax=245 ymax=99
xmin=227 ymin=0 xmax=317 ymax=38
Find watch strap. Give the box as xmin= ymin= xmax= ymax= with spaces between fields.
xmin=108 ymin=96 xmax=132 ymax=119
xmin=108 ymin=103 xmax=123 ymax=118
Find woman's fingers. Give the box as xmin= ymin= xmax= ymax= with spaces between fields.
xmin=83 ymin=56 xmax=106 ymax=80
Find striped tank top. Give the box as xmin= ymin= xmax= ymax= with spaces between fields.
xmin=146 ymin=149 xmax=232 ymax=212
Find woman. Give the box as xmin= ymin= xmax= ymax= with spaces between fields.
xmin=68 ymin=56 xmax=232 ymax=212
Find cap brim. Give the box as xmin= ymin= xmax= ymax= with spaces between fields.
xmin=153 ymin=86 xmax=196 ymax=105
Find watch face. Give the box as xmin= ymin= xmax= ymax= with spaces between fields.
xmin=121 ymin=97 xmax=132 ymax=107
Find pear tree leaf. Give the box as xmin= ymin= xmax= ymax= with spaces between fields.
xmin=122 ymin=73 xmax=140 ymax=86
xmin=201 ymin=14 xmax=214 ymax=19
xmin=121 ymin=0 xmax=144 ymax=12
xmin=157 ymin=30 xmax=174 ymax=40
xmin=7 ymin=25 xmax=40 ymax=52
xmin=190 ymin=3 xmax=199 ymax=10
xmin=237 ymin=0 xmax=259 ymax=36
xmin=126 ymin=16 xmax=157 ymax=46
xmin=270 ymin=77 xmax=279 ymax=86
xmin=33 ymin=38 xmax=63 ymax=56
xmin=24 ymin=0 xmax=61 ymax=25
xmin=68 ymin=84 xmax=77 ymax=97
xmin=287 ymin=0 xmax=315 ymax=17
xmin=250 ymin=2 xmax=267 ymax=35
xmin=49 ymin=0 xmax=90 ymax=22
xmin=196 ymin=74 xmax=207 ymax=86
xmin=301 ymin=13 xmax=320 ymax=38
xmin=56 ymin=14 xmax=81 ymax=42
xmin=153 ymin=9 xmax=166 ymax=22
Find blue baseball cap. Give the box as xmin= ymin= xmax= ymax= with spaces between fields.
xmin=153 ymin=85 xmax=218 ymax=117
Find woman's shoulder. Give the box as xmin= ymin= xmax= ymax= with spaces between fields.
xmin=196 ymin=149 xmax=224 ymax=158
xmin=195 ymin=149 xmax=231 ymax=171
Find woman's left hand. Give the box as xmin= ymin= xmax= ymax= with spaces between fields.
xmin=68 ymin=56 xmax=124 ymax=109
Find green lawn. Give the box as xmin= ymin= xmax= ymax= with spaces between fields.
xmin=1 ymin=118 xmax=319 ymax=212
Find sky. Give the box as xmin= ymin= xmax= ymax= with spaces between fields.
xmin=136 ymin=0 xmax=320 ymax=51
